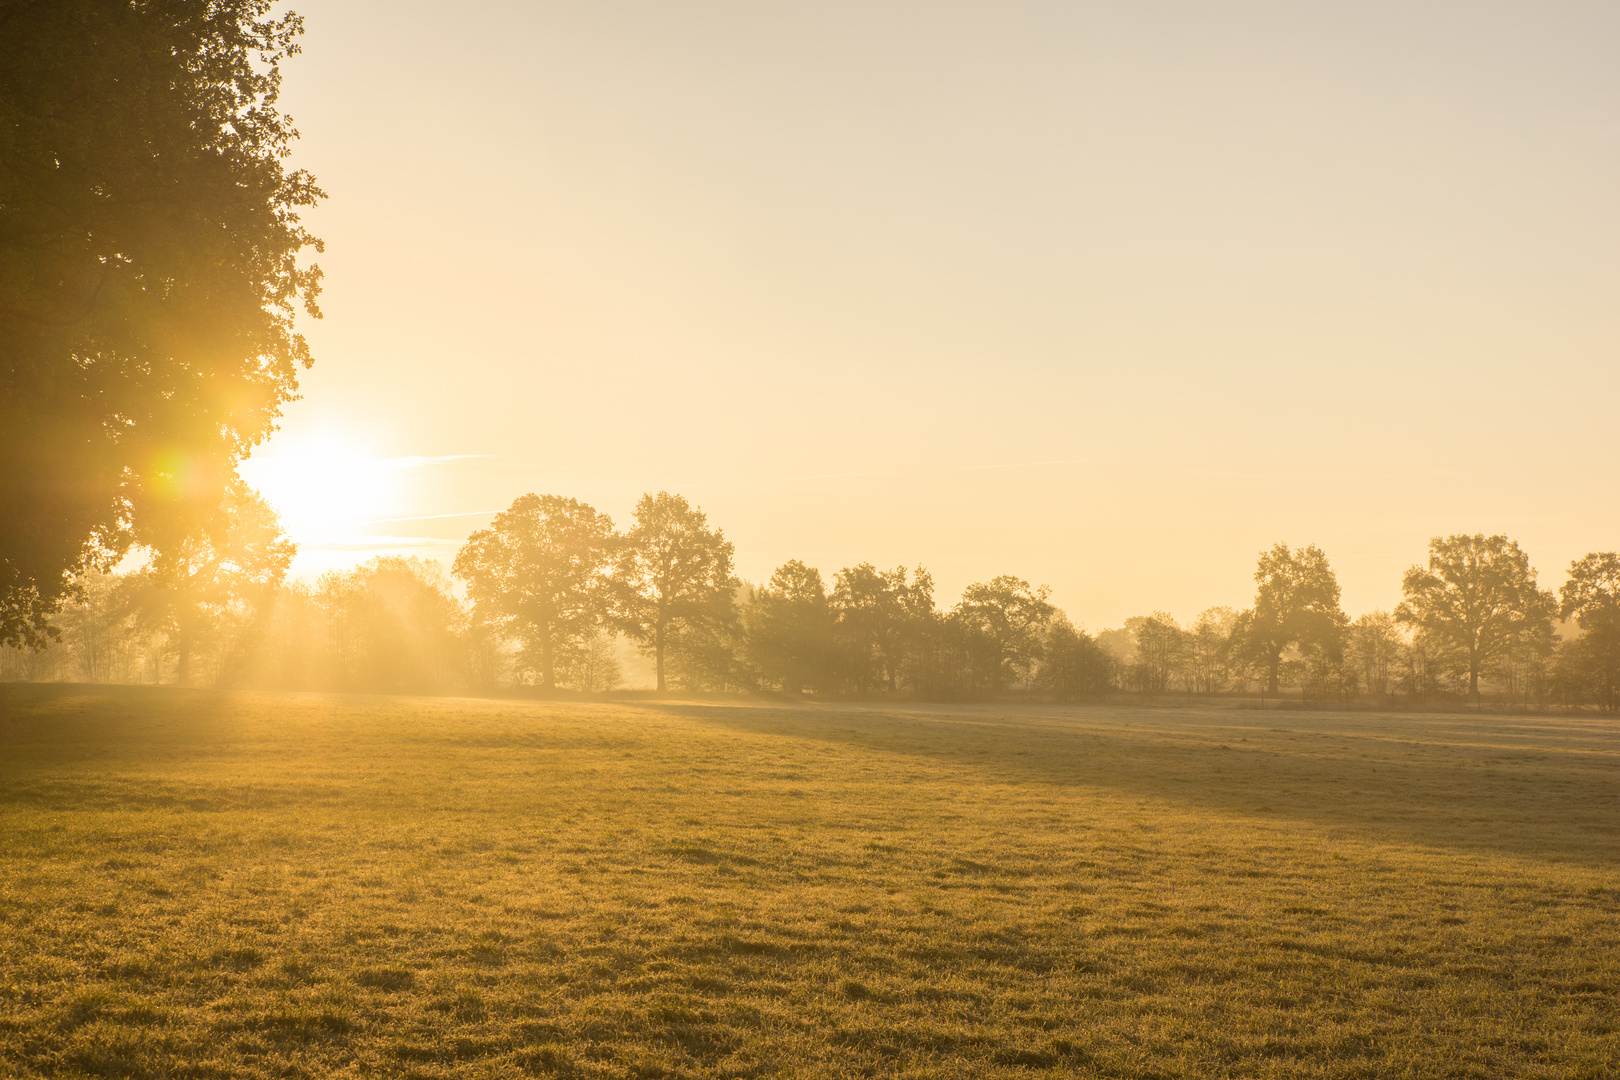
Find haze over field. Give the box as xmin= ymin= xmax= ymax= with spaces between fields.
xmin=237 ymin=0 xmax=1620 ymax=625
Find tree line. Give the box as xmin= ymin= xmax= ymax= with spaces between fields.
xmin=5 ymin=488 xmax=1617 ymax=711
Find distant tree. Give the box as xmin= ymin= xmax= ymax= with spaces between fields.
xmin=127 ymin=481 xmax=295 ymax=685
xmin=1347 ymin=611 xmax=1403 ymax=701
xmin=1558 ymin=552 xmax=1620 ymax=711
xmin=830 ymin=563 xmax=934 ymax=693
xmin=1189 ymin=606 xmax=1237 ymax=693
xmin=453 ymin=494 xmax=617 ymax=691
xmin=752 ymin=560 xmax=833 ymax=693
xmin=1038 ymin=615 xmax=1112 ymax=701
xmin=1094 ymin=626 xmax=1136 ymax=669
xmin=1396 ymin=534 xmax=1555 ymax=703
xmin=1131 ymin=612 xmax=1187 ymax=695
xmin=1240 ymin=543 xmax=1346 ymax=694
xmin=1397 ymin=632 xmax=1443 ymax=704
xmin=1 ymin=1 xmax=323 ymax=647
xmin=665 ymin=586 xmax=750 ymax=693
xmin=48 ymin=570 xmax=136 ymax=683
xmin=567 ymin=631 xmax=623 ymax=693
xmin=953 ymin=576 xmax=1055 ymax=693
xmin=614 ymin=493 xmax=738 ymax=692
xmin=316 ymin=557 xmax=464 ymax=693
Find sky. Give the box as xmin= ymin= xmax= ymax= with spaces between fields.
xmin=241 ymin=0 xmax=1620 ymax=630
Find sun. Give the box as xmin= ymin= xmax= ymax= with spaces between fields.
xmin=238 ymin=431 xmax=403 ymax=543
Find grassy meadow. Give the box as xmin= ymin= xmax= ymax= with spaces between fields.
xmin=1 ymin=685 xmax=1616 ymax=1079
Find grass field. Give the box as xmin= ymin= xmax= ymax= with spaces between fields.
xmin=1 ymin=685 xmax=1616 ymax=1079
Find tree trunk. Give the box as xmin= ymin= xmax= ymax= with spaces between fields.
xmin=176 ymin=635 xmax=191 ymax=687
xmin=655 ymin=624 xmax=666 ymax=692
xmin=541 ymin=629 xmax=554 ymax=692
xmin=1267 ymin=652 xmax=1280 ymax=695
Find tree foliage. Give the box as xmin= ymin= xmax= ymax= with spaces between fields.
xmin=1038 ymin=615 xmax=1113 ymax=701
xmin=751 ymin=560 xmax=833 ymax=693
xmin=1240 ymin=543 xmax=1346 ymax=693
xmin=1558 ymin=552 xmax=1620 ymax=711
xmin=1396 ymin=534 xmax=1555 ymax=702
xmin=125 ymin=479 xmax=293 ymax=685
xmin=830 ymin=564 xmax=933 ymax=694
xmin=953 ymin=576 xmax=1055 ymax=692
xmin=453 ymin=494 xmax=617 ymax=690
xmin=614 ymin=492 xmax=737 ymax=692
xmin=0 ymin=0 xmax=323 ymax=647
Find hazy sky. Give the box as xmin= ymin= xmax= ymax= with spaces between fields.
xmin=244 ymin=0 xmax=1620 ymax=628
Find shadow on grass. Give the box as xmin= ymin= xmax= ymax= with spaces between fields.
xmin=647 ymin=699 xmax=1620 ymax=865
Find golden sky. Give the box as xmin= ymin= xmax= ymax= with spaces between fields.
xmin=243 ymin=1 xmax=1620 ymax=628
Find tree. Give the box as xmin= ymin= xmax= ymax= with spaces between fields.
xmin=1188 ymin=606 xmax=1237 ymax=694
xmin=615 ymin=492 xmax=737 ymax=692
xmin=1396 ymin=534 xmax=1555 ymax=703
xmin=0 ymin=0 xmax=324 ymax=648
xmin=453 ymin=494 xmax=617 ymax=691
xmin=953 ymin=576 xmax=1055 ymax=693
xmin=1038 ymin=615 xmax=1112 ymax=701
xmin=1347 ymin=610 xmax=1402 ymax=701
xmin=1132 ymin=612 xmax=1188 ymax=695
xmin=829 ymin=563 xmax=933 ymax=693
xmin=1558 ymin=552 xmax=1620 ymax=711
xmin=127 ymin=480 xmax=294 ymax=685
xmin=751 ymin=560 xmax=833 ymax=693
xmin=315 ymin=557 xmax=464 ymax=693
xmin=1241 ymin=543 xmax=1346 ymax=694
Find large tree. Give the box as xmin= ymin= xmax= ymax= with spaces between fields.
xmin=750 ymin=560 xmax=833 ymax=694
xmin=1558 ymin=552 xmax=1620 ymax=711
xmin=0 ymin=0 xmax=323 ymax=647
xmin=1132 ymin=611 xmax=1188 ymax=695
xmin=1396 ymin=534 xmax=1555 ymax=702
xmin=453 ymin=494 xmax=617 ymax=691
xmin=1347 ymin=610 xmax=1403 ymax=701
xmin=1241 ymin=543 xmax=1345 ymax=694
xmin=614 ymin=492 xmax=737 ymax=692
xmin=953 ymin=575 xmax=1055 ymax=693
xmin=829 ymin=563 xmax=934 ymax=693
xmin=1037 ymin=615 xmax=1112 ymax=702
xmin=126 ymin=478 xmax=295 ymax=685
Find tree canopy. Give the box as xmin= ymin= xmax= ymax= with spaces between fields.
xmin=453 ymin=494 xmax=618 ymax=691
xmin=1240 ymin=543 xmax=1345 ymax=693
xmin=125 ymin=478 xmax=294 ymax=685
xmin=954 ymin=575 xmax=1055 ymax=692
xmin=1557 ymin=552 xmax=1620 ymax=711
xmin=614 ymin=492 xmax=737 ymax=692
xmin=1397 ymin=534 xmax=1555 ymax=701
xmin=0 ymin=0 xmax=323 ymax=647
xmin=750 ymin=560 xmax=833 ymax=694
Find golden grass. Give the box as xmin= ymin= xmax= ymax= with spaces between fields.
xmin=0 ymin=684 xmax=1616 ymax=1078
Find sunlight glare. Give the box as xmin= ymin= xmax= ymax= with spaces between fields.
xmin=238 ymin=431 xmax=403 ymax=544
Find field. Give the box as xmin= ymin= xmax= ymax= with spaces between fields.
xmin=1 ymin=685 xmax=1616 ymax=1079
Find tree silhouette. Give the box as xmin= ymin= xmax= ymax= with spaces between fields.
xmin=1038 ymin=615 xmax=1112 ymax=701
xmin=1396 ymin=534 xmax=1555 ymax=703
xmin=1189 ymin=606 xmax=1237 ymax=693
xmin=127 ymin=480 xmax=294 ymax=685
xmin=615 ymin=493 xmax=737 ymax=692
xmin=830 ymin=564 xmax=933 ymax=693
xmin=954 ymin=576 xmax=1055 ymax=693
xmin=0 ymin=1 xmax=323 ymax=647
xmin=453 ymin=494 xmax=617 ymax=691
xmin=1132 ymin=612 xmax=1187 ymax=695
xmin=751 ymin=560 xmax=833 ymax=694
xmin=1240 ymin=543 xmax=1346 ymax=694
xmin=1347 ymin=610 xmax=1403 ymax=701
xmin=1558 ymin=552 xmax=1620 ymax=712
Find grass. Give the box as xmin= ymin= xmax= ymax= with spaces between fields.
xmin=0 ymin=684 xmax=1616 ymax=1079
